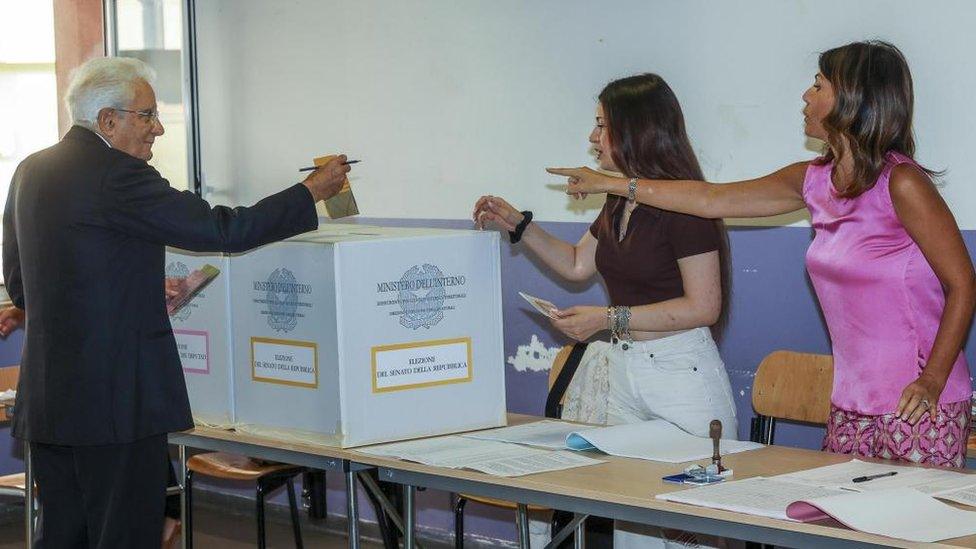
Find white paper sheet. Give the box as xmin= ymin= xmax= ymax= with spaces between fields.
xmin=789 ymin=488 xmax=976 ymax=543
xmin=775 ymin=459 xmax=976 ymax=495
xmin=657 ymin=477 xmax=847 ymax=520
xmin=356 ymin=435 xmax=604 ymax=477
xmin=567 ymin=420 xmax=764 ymax=463
xmin=462 ymin=420 xmax=582 ymax=449
xmin=775 ymin=459 xmax=903 ymax=487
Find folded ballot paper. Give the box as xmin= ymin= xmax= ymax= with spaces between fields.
xmin=314 ymin=154 xmax=359 ymax=219
xmin=565 ymin=420 xmax=764 ymax=463
xmin=785 ymin=487 xmax=976 ymax=543
xmin=166 ymin=264 xmax=220 ymax=316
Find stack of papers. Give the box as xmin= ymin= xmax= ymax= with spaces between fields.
xmin=463 ymin=419 xmax=764 ymax=463
xmin=355 ymin=435 xmax=604 ymax=477
xmin=658 ymin=459 xmax=976 ymax=543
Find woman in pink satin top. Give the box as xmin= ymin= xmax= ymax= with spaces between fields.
xmin=549 ymin=40 xmax=975 ymax=467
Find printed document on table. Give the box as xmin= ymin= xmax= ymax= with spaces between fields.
xmin=567 ymin=420 xmax=764 ymax=463
xmin=657 ymin=477 xmax=846 ymax=520
xmin=936 ymin=485 xmax=976 ymax=508
xmin=786 ymin=487 xmax=976 ymax=543
xmin=462 ymin=420 xmax=582 ymax=449
xmin=775 ymin=459 xmax=976 ymax=494
xmin=356 ymin=435 xmax=604 ymax=477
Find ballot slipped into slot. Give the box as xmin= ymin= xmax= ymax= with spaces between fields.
xmin=313 ymin=154 xmax=359 ymax=219
xmin=166 ymin=264 xmax=221 ymax=316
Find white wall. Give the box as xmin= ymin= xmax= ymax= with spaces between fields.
xmin=196 ymin=0 xmax=976 ymax=229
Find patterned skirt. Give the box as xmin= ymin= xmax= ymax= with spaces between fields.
xmin=822 ymin=400 xmax=972 ymax=468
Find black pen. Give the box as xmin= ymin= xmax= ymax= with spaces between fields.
xmin=851 ymin=471 xmax=897 ymax=483
xmin=299 ymin=160 xmax=360 ymax=172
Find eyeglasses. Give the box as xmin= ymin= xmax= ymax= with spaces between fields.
xmin=115 ymin=108 xmax=160 ymax=124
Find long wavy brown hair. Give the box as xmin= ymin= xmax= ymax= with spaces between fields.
xmin=814 ymin=40 xmax=937 ymax=197
xmin=598 ymin=74 xmax=731 ymax=340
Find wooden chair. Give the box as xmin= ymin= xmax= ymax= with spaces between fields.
xmin=184 ymin=452 xmax=306 ymax=549
xmin=750 ymin=350 xmax=834 ymax=445
xmin=453 ymin=344 xmax=582 ymax=549
xmin=0 ymin=367 xmax=32 ymax=513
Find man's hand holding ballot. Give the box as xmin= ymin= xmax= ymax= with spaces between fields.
xmin=302 ymin=154 xmax=352 ymax=202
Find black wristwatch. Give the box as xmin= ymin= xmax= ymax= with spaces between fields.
xmin=509 ymin=211 xmax=534 ymax=243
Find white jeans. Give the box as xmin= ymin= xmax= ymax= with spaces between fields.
xmin=607 ymin=328 xmax=737 ymax=549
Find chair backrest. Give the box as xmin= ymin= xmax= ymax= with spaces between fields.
xmin=0 ymin=366 xmax=19 ymax=393
xmin=752 ymin=351 xmax=833 ymax=425
xmin=547 ymin=345 xmax=575 ymax=392
xmin=544 ymin=344 xmax=586 ymax=419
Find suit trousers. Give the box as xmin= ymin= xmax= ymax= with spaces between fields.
xmin=31 ymin=434 xmax=168 ymax=549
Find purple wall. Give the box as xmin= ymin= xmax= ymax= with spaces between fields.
xmin=0 ymin=220 xmax=972 ymax=544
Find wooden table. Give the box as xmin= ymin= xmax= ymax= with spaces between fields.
xmin=351 ymin=415 xmax=976 ymax=549
xmin=169 ymin=416 xmax=976 ymax=549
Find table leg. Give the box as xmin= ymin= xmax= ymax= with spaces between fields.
xmin=516 ymin=503 xmax=530 ymax=549
xmin=24 ymin=441 xmax=33 ymax=548
xmin=179 ymin=444 xmax=187 ymax=549
xmin=573 ymin=513 xmax=585 ymax=549
xmin=403 ymin=485 xmax=416 ymax=549
xmin=346 ymin=469 xmax=360 ymax=549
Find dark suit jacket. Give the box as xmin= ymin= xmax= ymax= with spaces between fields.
xmin=3 ymin=126 xmax=318 ymax=445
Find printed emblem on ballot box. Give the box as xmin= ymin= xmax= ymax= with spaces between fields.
xmin=267 ymin=268 xmax=299 ymax=332
xmin=165 ymin=261 xmax=192 ymax=322
xmin=253 ymin=267 xmax=315 ymax=333
xmin=376 ymin=263 xmax=468 ymax=330
xmin=398 ymin=264 xmax=447 ymax=330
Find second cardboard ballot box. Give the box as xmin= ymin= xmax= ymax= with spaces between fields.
xmin=231 ymin=225 xmax=506 ymax=447
xmin=165 ymin=249 xmax=235 ymax=427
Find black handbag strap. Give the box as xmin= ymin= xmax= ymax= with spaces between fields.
xmin=544 ymin=342 xmax=588 ymax=418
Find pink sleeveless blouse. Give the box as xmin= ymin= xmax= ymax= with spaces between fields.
xmin=804 ymin=152 xmax=971 ymax=415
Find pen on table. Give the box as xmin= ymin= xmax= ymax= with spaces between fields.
xmin=299 ymin=160 xmax=360 ymax=171
xmin=851 ymin=471 xmax=898 ymax=483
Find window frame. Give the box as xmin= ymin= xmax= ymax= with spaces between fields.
xmin=104 ymin=0 xmax=202 ymax=196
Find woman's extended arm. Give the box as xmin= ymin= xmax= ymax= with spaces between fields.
xmin=547 ymin=161 xmax=810 ymax=219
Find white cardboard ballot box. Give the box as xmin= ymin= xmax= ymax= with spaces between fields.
xmin=230 ymin=225 xmax=506 ymax=447
xmin=165 ymin=249 xmax=235 ymax=427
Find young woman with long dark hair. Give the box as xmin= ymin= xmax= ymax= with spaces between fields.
xmin=476 ymin=73 xmax=736 ymax=548
xmin=476 ymin=73 xmax=736 ymax=438
xmin=551 ymin=41 xmax=975 ymax=468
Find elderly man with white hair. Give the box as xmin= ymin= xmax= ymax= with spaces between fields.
xmin=3 ymin=56 xmax=350 ymax=547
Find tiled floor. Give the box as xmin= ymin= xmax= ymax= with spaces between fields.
xmin=0 ymin=505 xmax=385 ymax=548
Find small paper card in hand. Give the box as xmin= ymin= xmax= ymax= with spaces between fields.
xmin=518 ymin=291 xmax=558 ymax=319
xmin=167 ymin=264 xmax=220 ymax=316
xmin=314 ymin=154 xmax=359 ymax=219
